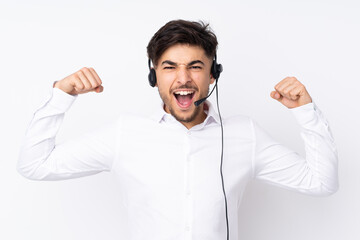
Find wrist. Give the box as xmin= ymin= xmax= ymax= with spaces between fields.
xmin=53 ymin=80 xmax=72 ymax=95
xmin=53 ymin=80 xmax=63 ymax=90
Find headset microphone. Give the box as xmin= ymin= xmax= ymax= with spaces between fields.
xmin=194 ymin=80 xmax=219 ymax=107
xmin=194 ymin=55 xmax=223 ymax=107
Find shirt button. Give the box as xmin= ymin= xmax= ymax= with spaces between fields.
xmin=185 ymin=226 xmax=190 ymax=231
xmin=187 ymin=131 xmax=191 ymax=135
xmin=187 ymin=190 xmax=191 ymax=196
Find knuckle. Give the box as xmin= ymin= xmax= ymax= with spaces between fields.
xmin=83 ymin=81 xmax=91 ymax=88
xmin=286 ymin=76 xmax=295 ymax=82
xmin=82 ymin=67 xmax=90 ymax=74
xmin=75 ymin=79 xmax=85 ymax=89
xmin=77 ymin=83 xmax=85 ymax=90
xmin=76 ymin=70 xmax=84 ymax=76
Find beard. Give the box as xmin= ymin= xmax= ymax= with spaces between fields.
xmin=169 ymin=103 xmax=201 ymax=123
xmin=158 ymin=84 xmax=209 ymax=123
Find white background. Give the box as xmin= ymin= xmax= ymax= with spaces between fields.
xmin=1 ymin=0 xmax=359 ymax=239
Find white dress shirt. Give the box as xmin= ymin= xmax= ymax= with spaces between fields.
xmin=18 ymin=86 xmax=338 ymax=240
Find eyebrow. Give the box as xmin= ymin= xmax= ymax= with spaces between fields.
xmin=161 ymin=60 xmax=205 ymax=66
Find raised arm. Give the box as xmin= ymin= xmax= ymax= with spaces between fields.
xmin=252 ymin=77 xmax=338 ymax=196
xmin=17 ymin=68 xmax=118 ymax=180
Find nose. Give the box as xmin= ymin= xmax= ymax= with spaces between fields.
xmin=176 ymin=65 xmax=191 ymax=85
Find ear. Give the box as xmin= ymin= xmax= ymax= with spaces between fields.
xmin=210 ymin=74 xmax=215 ymax=84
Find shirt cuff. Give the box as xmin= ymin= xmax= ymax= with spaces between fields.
xmin=290 ymin=102 xmax=323 ymax=126
xmin=48 ymin=82 xmax=78 ymax=112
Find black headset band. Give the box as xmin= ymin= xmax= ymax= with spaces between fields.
xmin=148 ymin=58 xmax=152 ymax=70
xmin=148 ymin=55 xmax=222 ymax=87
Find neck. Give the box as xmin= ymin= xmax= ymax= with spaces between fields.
xmin=181 ymin=110 xmax=207 ymax=129
xmin=163 ymin=103 xmax=208 ymax=130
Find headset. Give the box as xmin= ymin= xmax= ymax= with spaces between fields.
xmin=148 ymin=55 xmax=223 ymax=88
xmin=147 ymin=56 xmax=229 ymax=240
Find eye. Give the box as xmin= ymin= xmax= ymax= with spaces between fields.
xmin=163 ymin=66 xmax=175 ymax=70
xmin=190 ymin=66 xmax=202 ymax=69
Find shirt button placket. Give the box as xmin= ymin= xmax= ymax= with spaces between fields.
xmin=185 ymin=130 xmax=193 ymax=239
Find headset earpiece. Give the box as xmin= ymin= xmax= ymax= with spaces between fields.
xmin=148 ymin=59 xmax=157 ymax=87
xmin=211 ymin=54 xmax=223 ymax=80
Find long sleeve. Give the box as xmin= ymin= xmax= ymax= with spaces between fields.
xmin=17 ymin=86 xmax=118 ymax=180
xmin=252 ymin=102 xmax=338 ymax=196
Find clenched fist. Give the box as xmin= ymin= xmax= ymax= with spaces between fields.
xmin=54 ymin=67 xmax=103 ymax=95
xmin=270 ymin=77 xmax=312 ymax=109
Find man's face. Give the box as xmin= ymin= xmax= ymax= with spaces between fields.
xmin=155 ymin=44 xmax=215 ymax=126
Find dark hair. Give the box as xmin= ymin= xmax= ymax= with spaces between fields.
xmin=147 ymin=19 xmax=218 ymax=67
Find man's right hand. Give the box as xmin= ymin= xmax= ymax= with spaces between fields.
xmin=54 ymin=67 xmax=103 ymax=95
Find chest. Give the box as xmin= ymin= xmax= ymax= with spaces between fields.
xmin=112 ymin=122 xmax=254 ymax=202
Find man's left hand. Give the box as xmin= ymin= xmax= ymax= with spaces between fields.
xmin=270 ymin=77 xmax=312 ymax=109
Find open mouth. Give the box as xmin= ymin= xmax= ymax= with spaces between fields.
xmin=173 ymin=90 xmax=195 ymax=109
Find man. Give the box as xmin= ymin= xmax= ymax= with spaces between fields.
xmin=18 ymin=20 xmax=338 ymax=239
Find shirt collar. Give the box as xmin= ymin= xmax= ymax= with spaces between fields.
xmin=150 ymin=100 xmax=220 ymax=127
